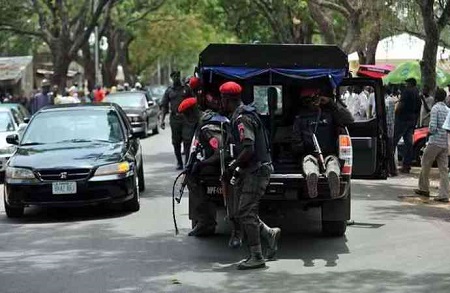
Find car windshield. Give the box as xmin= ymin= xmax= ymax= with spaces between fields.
xmin=149 ymin=86 xmax=166 ymax=97
xmin=21 ymin=109 xmax=124 ymax=145
xmin=0 ymin=112 xmax=15 ymax=132
xmin=105 ymin=93 xmax=146 ymax=108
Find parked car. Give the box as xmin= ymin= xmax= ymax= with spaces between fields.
xmin=147 ymin=85 xmax=167 ymax=105
xmin=0 ymin=103 xmax=31 ymax=121
xmin=396 ymin=126 xmax=448 ymax=166
xmin=192 ymin=44 xmax=388 ymax=237
xmin=0 ymin=108 xmax=21 ymax=174
xmin=3 ymin=103 xmax=144 ymax=218
xmin=104 ymin=91 xmax=159 ymax=137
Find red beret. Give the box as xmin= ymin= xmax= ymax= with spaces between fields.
xmin=189 ymin=77 xmax=201 ymax=90
xmin=300 ymin=88 xmax=320 ymax=97
xmin=178 ymin=97 xmax=197 ymax=113
xmin=219 ymin=82 xmax=242 ymax=95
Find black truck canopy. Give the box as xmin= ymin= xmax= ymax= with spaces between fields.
xmin=199 ymin=44 xmax=348 ymax=69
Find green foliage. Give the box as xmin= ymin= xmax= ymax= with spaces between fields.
xmin=128 ymin=0 xmax=234 ymax=79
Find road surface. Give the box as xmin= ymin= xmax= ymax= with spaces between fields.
xmin=1 ymin=128 xmax=450 ymax=293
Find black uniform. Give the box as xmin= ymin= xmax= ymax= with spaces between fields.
xmin=161 ymin=84 xmax=194 ymax=166
xmin=230 ymin=105 xmax=273 ymax=247
xmin=188 ymin=111 xmax=230 ymax=232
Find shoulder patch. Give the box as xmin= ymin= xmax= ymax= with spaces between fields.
xmin=238 ymin=122 xmax=245 ymax=141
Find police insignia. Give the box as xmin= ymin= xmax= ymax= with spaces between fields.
xmin=238 ymin=123 xmax=245 ymax=141
xmin=209 ymin=137 xmax=219 ymax=149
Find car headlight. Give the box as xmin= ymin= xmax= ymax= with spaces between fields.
xmin=94 ymin=162 xmax=131 ymax=176
xmin=0 ymin=145 xmax=16 ymax=155
xmin=6 ymin=167 xmax=36 ymax=179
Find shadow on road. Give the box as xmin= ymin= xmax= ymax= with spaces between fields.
xmin=0 ymin=217 xmax=449 ymax=293
xmin=0 ymin=205 xmax=132 ymax=224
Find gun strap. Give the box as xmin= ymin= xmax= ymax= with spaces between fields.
xmin=313 ymin=108 xmax=322 ymax=134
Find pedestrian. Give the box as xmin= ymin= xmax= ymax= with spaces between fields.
xmin=352 ymin=86 xmax=368 ymax=121
xmin=414 ymin=88 xmax=449 ymax=202
xmin=93 ymin=85 xmax=105 ymax=103
xmin=220 ymin=81 xmax=280 ymax=270
xmin=419 ymin=85 xmax=434 ymax=127
xmin=385 ymin=87 xmax=398 ymax=176
xmin=160 ymin=71 xmax=192 ymax=170
xmin=30 ymin=79 xmax=51 ymax=114
xmin=393 ymin=78 xmax=421 ymax=174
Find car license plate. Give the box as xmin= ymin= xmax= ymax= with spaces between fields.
xmin=206 ymin=186 xmax=222 ymax=195
xmin=52 ymin=182 xmax=77 ymax=195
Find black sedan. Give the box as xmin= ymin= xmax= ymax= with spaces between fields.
xmin=3 ymin=103 xmax=144 ymax=218
xmin=104 ymin=91 xmax=159 ymax=138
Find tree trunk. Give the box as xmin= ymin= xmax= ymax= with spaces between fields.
xmin=308 ymin=1 xmax=336 ymax=44
xmin=420 ymin=2 xmax=440 ymax=92
xmin=51 ymin=51 xmax=71 ymax=93
xmin=80 ymin=43 xmax=96 ymax=91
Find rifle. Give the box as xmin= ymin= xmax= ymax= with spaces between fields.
xmin=312 ymin=108 xmax=326 ymax=173
xmin=312 ymin=133 xmax=326 ymax=174
xmin=172 ymin=131 xmax=201 ymax=235
xmin=219 ymin=121 xmax=230 ymax=215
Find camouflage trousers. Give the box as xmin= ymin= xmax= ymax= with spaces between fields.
xmin=233 ymin=164 xmax=272 ymax=247
xmin=188 ymin=176 xmax=216 ymax=227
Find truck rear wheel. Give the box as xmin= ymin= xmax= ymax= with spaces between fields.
xmin=322 ymin=220 xmax=347 ymax=237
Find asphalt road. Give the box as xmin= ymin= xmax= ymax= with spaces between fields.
xmin=1 ymin=129 xmax=450 ymax=293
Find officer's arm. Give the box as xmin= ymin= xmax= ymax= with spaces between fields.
xmin=160 ymin=88 xmax=170 ymax=121
xmin=230 ymin=116 xmax=256 ymax=169
xmin=329 ymin=100 xmax=354 ymax=126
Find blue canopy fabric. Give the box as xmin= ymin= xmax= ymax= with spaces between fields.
xmin=201 ymin=66 xmax=347 ymax=88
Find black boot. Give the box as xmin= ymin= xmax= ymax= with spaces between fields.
xmin=174 ymin=144 xmax=183 ymax=170
xmin=188 ymin=223 xmax=215 ymax=237
xmin=260 ymin=222 xmax=281 ymax=261
xmin=237 ymin=245 xmax=266 ymax=270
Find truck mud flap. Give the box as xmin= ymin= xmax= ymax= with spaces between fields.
xmin=321 ymin=193 xmax=351 ymax=221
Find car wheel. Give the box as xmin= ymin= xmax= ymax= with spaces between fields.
xmin=4 ymin=196 xmax=24 ymax=218
xmin=123 ymin=174 xmax=140 ymax=212
xmin=414 ymin=139 xmax=426 ymax=166
xmin=138 ymin=163 xmax=145 ymax=192
xmin=322 ymin=220 xmax=347 ymax=237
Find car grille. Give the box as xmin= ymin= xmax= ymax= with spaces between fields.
xmin=36 ymin=169 xmax=91 ymax=181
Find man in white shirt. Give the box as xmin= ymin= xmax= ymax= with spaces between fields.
xmin=352 ymin=86 xmax=368 ymax=121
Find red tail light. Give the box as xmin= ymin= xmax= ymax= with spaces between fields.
xmin=339 ymin=135 xmax=353 ymax=175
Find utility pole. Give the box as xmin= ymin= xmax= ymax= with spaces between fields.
xmin=94 ymin=0 xmax=100 ymax=86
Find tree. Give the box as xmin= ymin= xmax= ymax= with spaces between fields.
xmin=0 ymin=0 xmax=112 ymax=90
xmin=308 ymin=0 xmax=393 ymax=64
xmin=129 ymin=1 xmax=233 ymax=84
xmin=417 ymin=0 xmax=450 ymax=91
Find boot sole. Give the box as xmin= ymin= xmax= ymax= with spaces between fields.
xmin=328 ymin=171 xmax=340 ymax=198
xmin=306 ymin=173 xmax=318 ymax=198
xmin=237 ymin=262 xmax=266 ymax=270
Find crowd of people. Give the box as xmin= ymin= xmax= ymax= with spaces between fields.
xmin=342 ymin=77 xmax=450 ymax=203
xmin=2 ymin=79 xmax=149 ymax=115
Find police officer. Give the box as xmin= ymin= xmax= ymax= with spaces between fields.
xmin=292 ymin=87 xmax=354 ymax=198
xmin=160 ymin=71 xmax=193 ymax=170
xmin=220 ymin=81 xmax=281 ymax=270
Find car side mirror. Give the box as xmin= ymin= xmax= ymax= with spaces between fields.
xmin=148 ymin=100 xmax=155 ymax=106
xmin=23 ymin=117 xmax=30 ymax=123
xmin=6 ymin=134 xmax=19 ymax=145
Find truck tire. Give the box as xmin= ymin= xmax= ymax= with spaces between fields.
xmin=322 ymin=220 xmax=347 ymax=237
